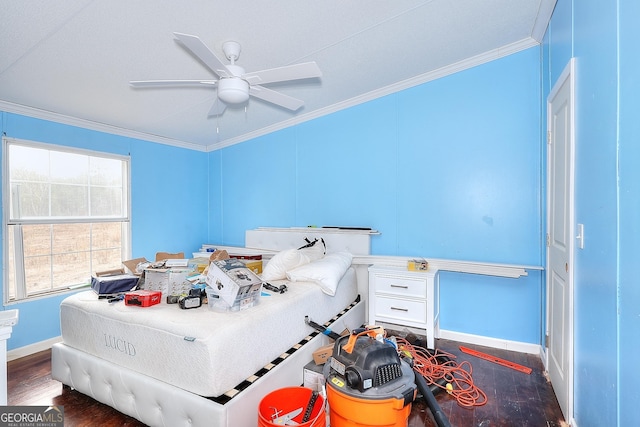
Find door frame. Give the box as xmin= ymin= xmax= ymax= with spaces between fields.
xmin=545 ymin=57 xmax=576 ymax=423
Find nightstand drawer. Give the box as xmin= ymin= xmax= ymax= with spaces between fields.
xmin=368 ymin=265 xmax=439 ymax=349
xmin=374 ymin=296 xmax=427 ymax=324
xmin=373 ymin=275 xmax=427 ymax=298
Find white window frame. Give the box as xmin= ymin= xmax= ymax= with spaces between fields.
xmin=2 ymin=137 xmax=132 ymax=303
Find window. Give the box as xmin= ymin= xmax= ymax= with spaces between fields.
xmin=3 ymin=137 xmax=130 ymax=302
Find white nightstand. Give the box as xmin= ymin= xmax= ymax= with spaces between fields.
xmin=368 ymin=265 xmax=439 ymax=349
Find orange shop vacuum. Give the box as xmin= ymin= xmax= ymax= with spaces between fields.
xmin=323 ymin=328 xmax=417 ymax=427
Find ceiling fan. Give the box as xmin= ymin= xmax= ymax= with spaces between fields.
xmin=130 ymin=32 xmax=323 ymax=116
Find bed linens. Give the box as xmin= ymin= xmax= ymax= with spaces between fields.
xmin=260 ymin=239 xmax=325 ymax=281
xmin=59 ymin=267 xmax=357 ymax=397
xmin=286 ymin=251 xmax=353 ymax=295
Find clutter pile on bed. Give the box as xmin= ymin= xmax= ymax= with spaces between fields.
xmin=51 ymin=228 xmax=369 ymax=427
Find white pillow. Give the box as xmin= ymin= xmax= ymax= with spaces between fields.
xmin=299 ymin=238 xmax=326 ymax=261
xmin=260 ymin=239 xmax=326 ymax=281
xmin=286 ymin=251 xmax=353 ymax=296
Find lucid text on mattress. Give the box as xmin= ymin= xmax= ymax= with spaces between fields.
xmin=104 ymin=333 xmax=136 ymax=356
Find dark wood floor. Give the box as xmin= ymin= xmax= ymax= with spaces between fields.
xmin=8 ymin=337 xmax=566 ymax=427
xmin=405 ymin=337 xmax=566 ymax=427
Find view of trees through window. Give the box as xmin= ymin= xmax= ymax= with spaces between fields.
xmin=3 ymin=138 xmax=130 ymax=301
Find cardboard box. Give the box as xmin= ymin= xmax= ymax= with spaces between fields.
xmin=230 ymin=254 xmax=263 ymax=274
xmin=188 ymin=257 xmax=211 ymax=274
xmin=155 ymin=251 xmax=185 ymax=261
xmin=303 ymin=361 xmax=326 ymax=392
xmin=95 ymin=268 xmax=125 ymax=277
xmin=205 ymin=286 xmax=260 ymax=312
xmin=311 ymin=328 xmax=351 ymax=365
xmin=122 ymin=257 xmax=150 ymax=276
xmin=122 ymin=253 xmax=187 ymax=275
xmin=142 ymin=267 xmax=194 ymax=297
xmin=239 ymin=259 xmax=263 ymax=274
xmin=408 ymin=259 xmax=429 ymax=271
xmin=312 ymin=343 xmax=335 ymax=365
xmin=206 ymin=259 xmax=263 ymax=307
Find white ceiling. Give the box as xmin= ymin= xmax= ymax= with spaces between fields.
xmin=0 ymin=0 xmax=556 ymax=152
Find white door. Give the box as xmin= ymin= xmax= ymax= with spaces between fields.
xmin=546 ymin=59 xmax=575 ymax=422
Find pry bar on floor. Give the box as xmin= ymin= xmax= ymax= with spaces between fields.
xmin=459 ymin=346 xmax=532 ymax=374
xmin=304 ymin=316 xmax=341 ymax=340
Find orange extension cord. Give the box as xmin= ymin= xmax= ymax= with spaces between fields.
xmin=394 ymin=337 xmax=488 ymax=408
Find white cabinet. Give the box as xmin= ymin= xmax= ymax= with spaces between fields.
xmin=0 ymin=310 xmax=18 ymax=406
xmin=368 ymin=266 xmax=439 ymax=349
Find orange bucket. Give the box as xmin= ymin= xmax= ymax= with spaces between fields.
xmin=258 ymin=386 xmax=326 ymax=427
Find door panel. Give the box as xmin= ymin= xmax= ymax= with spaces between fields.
xmin=546 ymin=59 xmax=575 ymax=421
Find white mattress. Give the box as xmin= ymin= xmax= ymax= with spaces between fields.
xmin=59 ymin=267 xmax=358 ymax=397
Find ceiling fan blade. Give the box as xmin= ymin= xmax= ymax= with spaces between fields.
xmin=249 ymin=85 xmax=305 ymax=111
xmin=243 ymin=62 xmax=322 ymax=85
xmin=207 ymin=98 xmax=227 ymax=117
xmin=173 ymin=32 xmax=231 ymax=78
xmin=129 ymin=80 xmax=217 ymax=88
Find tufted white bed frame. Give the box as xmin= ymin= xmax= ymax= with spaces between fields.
xmin=51 ymin=227 xmax=371 ymax=427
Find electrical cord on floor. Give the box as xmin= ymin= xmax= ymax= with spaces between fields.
xmin=395 ymin=337 xmax=488 ymax=408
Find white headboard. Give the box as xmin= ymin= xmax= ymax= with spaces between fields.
xmin=245 ymin=227 xmax=376 ymax=255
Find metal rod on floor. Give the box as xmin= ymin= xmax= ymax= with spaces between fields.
xmin=304 ymin=315 xmax=341 ymax=340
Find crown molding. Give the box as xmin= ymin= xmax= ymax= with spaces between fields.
xmin=206 ymin=37 xmax=539 ymax=151
xmin=0 ymin=101 xmax=207 ymax=152
xmin=531 ymin=0 xmax=557 ymax=42
xmin=1 ymin=37 xmax=539 ymax=154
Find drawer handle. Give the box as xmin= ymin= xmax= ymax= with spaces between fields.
xmin=390 ymin=284 xmax=409 ymax=289
xmin=390 ymin=306 xmax=409 ymax=312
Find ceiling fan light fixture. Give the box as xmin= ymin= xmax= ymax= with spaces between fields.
xmin=131 ymin=33 xmax=318 ymax=115
xmin=217 ymin=77 xmax=250 ymax=104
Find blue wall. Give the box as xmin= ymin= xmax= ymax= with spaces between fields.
xmin=213 ymin=47 xmax=545 ymax=345
xmin=2 ymin=4 xmax=636 ymax=425
xmin=0 ymin=113 xmax=209 ymax=349
xmin=544 ymin=0 xmax=639 ymax=425
xmin=618 ymin=1 xmax=640 ymax=425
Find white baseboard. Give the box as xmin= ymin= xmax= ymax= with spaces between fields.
xmin=540 ymin=346 xmax=548 ymax=370
xmin=374 ymin=322 xmax=541 ymax=356
xmin=438 ymin=329 xmax=541 ymax=355
xmin=8 ymin=336 xmax=62 ymax=361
